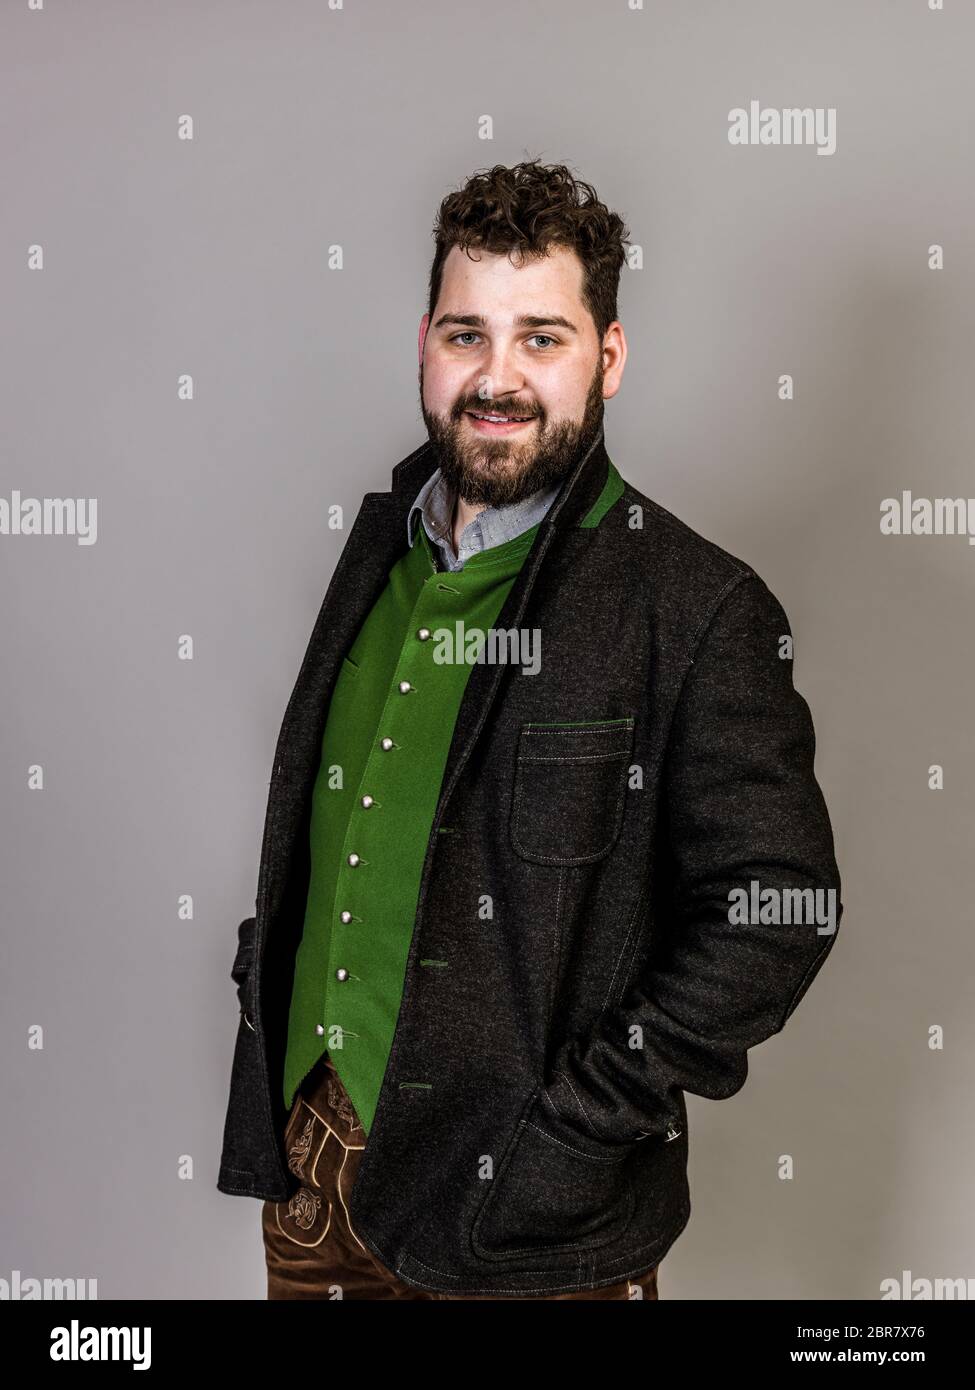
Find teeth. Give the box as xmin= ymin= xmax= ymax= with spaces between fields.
xmin=472 ymin=412 xmax=530 ymax=423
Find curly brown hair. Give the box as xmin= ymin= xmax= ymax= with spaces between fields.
xmin=427 ymin=157 xmax=630 ymax=343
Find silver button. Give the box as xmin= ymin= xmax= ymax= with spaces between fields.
xmin=398 ymin=680 xmax=412 ymax=694
xmin=335 ymin=968 xmax=349 ymax=982
xmin=380 ymin=737 xmax=394 ymax=750
xmin=417 ymin=627 xmax=431 ymax=641
xmin=347 ymin=852 xmax=360 ymax=866
xmin=315 ymin=1024 xmax=325 ymax=1036
xmin=361 ymin=794 xmax=374 ymax=808
xmin=340 ymin=910 xmax=352 ymax=924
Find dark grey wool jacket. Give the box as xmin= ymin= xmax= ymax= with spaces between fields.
xmin=217 ymin=426 xmax=843 ymax=1295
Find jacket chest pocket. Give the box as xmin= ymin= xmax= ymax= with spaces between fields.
xmin=509 ymin=718 xmax=635 ymax=866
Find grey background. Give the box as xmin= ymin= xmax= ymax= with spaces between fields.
xmin=2 ymin=0 xmax=973 ymax=1299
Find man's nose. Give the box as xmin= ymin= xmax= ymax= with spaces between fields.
xmin=474 ymin=349 xmax=526 ymax=402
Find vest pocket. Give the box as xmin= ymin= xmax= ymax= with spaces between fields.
xmin=509 ymin=718 xmax=635 ymax=865
xmin=471 ymin=1087 xmax=635 ymax=1261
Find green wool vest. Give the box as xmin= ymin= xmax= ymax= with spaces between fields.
xmin=282 ymin=461 xmax=625 ymax=1134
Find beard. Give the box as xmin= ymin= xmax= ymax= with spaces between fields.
xmin=419 ymin=358 xmax=605 ymax=508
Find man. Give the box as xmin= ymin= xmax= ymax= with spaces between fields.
xmin=218 ymin=159 xmax=843 ymax=1300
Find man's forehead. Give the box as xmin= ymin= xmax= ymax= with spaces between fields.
xmin=436 ymin=243 xmax=586 ymax=317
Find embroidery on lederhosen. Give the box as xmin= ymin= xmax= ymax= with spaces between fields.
xmin=287 ymin=1187 xmax=323 ymax=1231
xmin=326 ymin=1070 xmax=363 ymax=1136
xmin=287 ymin=1114 xmax=315 ymax=1178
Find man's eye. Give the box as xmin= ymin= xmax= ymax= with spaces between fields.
xmin=448 ymin=332 xmax=557 ymax=349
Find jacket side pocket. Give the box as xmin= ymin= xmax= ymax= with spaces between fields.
xmin=470 ymin=1085 xmax=635 ymax=1263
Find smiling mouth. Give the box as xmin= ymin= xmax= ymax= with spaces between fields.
xmin=465 ymin=410 xmax=536 ymax=428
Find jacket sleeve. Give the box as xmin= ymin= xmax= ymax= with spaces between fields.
xmin=545 ymin=572 xmax=843 ymax=1146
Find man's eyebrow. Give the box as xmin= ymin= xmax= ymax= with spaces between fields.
xmin=432 ymin=312 xmax=578 ymax=334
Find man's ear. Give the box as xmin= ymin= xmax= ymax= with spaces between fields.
xmin=418 ymin=314 xmax=429 ymax=368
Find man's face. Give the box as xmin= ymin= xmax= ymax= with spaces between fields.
xmin=418 ymin=244 xmax=623 ymax=507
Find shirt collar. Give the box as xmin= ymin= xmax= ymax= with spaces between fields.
xmin=407 ymin=466 xmax=563 ymax=572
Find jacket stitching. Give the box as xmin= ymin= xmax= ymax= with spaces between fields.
xmin=522 ymin=726 xmax=632 ymax=739
xmin=553 ymin=1069 xmax=603 ymax=1140
xmin=401 ymin=1249 xmax=607 ymax=1295
xmin=686 ymin=571 xmax=755 ymax=658
xmin=602 ymin=892 xmax=645 ymax=1012
xmin=546 ymin=866 xmax=565 ymax=1035
xmin=523 ymin=1118 xmax=628 ymax=1164
xmin=596 ymin=1199 xmax=692 ymax=1268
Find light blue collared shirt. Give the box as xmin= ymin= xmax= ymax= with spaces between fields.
xmin=406 ymin=466 xmax=562 ymax=572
